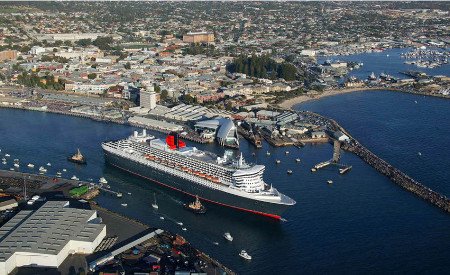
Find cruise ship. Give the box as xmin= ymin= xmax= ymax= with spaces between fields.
xmin=102 ymin=130 xmax=296 ymax=219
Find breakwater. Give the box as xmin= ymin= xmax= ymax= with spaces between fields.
xmin=313 ymin=110 xmax=450 ymax=213
xmin=342 ymin=142 xmax=450 ymax=212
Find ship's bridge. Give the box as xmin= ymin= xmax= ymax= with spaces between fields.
xmin=232 ymin=165 xmax=265 ymax=193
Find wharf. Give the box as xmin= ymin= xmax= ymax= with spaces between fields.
xmin=237 ymin=126 xmax=263 ymax=148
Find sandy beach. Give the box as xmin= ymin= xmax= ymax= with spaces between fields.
xmin=278 ymin=87 xmax=388 ymax=109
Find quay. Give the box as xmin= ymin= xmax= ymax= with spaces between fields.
xmin=237 ymin=125 xmax=263 ymax=148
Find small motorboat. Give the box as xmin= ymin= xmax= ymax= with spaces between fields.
xmin=266 ymin=151 xmax=271 ymax=156
xmin=182 ymin=227 xmax=187 ymax=231
xmin=295 ymin=158 xmax=301 ymax=163
xmin=418 ymin=152 xmax=422 ymax=156
xmin=287 ymin=170 xmax=293 ymax=175
xmin=311 ymin=168 xmax=317 ymax=172
xmin=46 ymin=162 xmax=51 ymax=166
xmin=99 ymin=177 xmax=108 ymax=184
xmin=121 ymin=203 xmax=127 ymax=207
xmin=239 ymin=250 xmax=252 ymax=260
xmin=1 ymin=158 xmax=6 ymax=162
xmin=224 ymin=232 xmax=233 ymax=242
xmin=27 ymin=163 xmax=34 ymax=168
xmin=62 ymin=168 xmax=67 ymax=172
xmin=71 ymin=175 xmax=79 ymax=181
xmin=39 ymin=166 xmax=47 ymax=173
xmin=160 ymin=216 xmax=165 ymax=220
xmin=116 ymin=192 xmax=123 ymax=198
xmin=127 ymin=192 xmax=132 ymax=195
xmin=275 ymin=159 xmax=281 ymax=164
xmin=285 ymin=151 xmax=289 ymax=154
xmin=4 ymin=154 xmax=10 ymax=157
xmin=2 ymin=161 xmax=6 ymax=165
xmin=327 ymin=180 xmax=333 ymax=184
xmin=9 ymin=168 xmax=14 ymax=171
xmin=177 ymin=222 xmax=183 ymax=226
xmin=213 ymin=242 xmax=219 ymax=246
xmin=56 ymin=171 xmax=62 ymax=178
xmin=13 ymin=163 xmax=19 ymax=168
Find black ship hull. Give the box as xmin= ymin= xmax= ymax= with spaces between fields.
xmin=104 ymin=150 xmax=291 ymax=219
xmin=67 ymin=157 xmax=86 ymax=165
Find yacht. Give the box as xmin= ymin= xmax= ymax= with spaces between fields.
xmin=295 ymin=158 xmax=301 ymax=163
xmin=287 ymin=170 xmax=293 ymax=175
xmin=47 ymin=162 xmax=51 ymax=166
xmin=116 ymin=192 xmax=123 ymax=198
xmin=27 ymin=163 xmax=34 ymax=168
xmin=39 ymin=166 xmax=47 ymax=173
xmin=4 ymin=154 xmax=10 ymax=157
xmin=121 ymin=203 xmax=127 ymax=207
xmin=327 ymin=180 xmax=333 ymax=184
xmin=224 ymin=232 xmax=233 ymax=242
xmin=62 ymin=168 xmax=67 ymax=172
xmin=160 ymin=216 xmax=165 ymax=220
xmin=99 ymin=177 xmax=108 ymax=184
xmin=239 ymin=250 xmax=252 ymax=260
xmin=71 ymin=175 xmax=79 ymax=181
xmin=275 ymin=159 xmax=281 ymax=164
xmin=176 ymin=222 xmax=183 ymax=226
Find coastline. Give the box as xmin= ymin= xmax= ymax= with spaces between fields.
xmin=278 ymin=87 xmax=449 ymax=110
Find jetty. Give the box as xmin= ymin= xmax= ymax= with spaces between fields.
xmin=237 ymin=126 xmax=262 ymax=148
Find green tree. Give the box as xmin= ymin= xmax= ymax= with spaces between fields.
xmin=87 ymin=73 xmax=97 ymax=80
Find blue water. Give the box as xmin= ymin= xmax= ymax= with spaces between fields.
xmin=1 ymin=102 xmax=450 ymax=274
xmin=318 ymin=47 xmax=449 ymax=79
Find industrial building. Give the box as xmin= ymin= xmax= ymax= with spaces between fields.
xmin=128 ymin=116 xmax=184 ymax=132
xmin=0 ymin=198 xmax=17 ymax=212
xmin=195 ymin=118 xmax=239 ymax=146
xmin=0 ymin=201 xmax=106 ymax=275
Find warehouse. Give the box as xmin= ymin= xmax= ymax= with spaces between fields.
xmin=0 ymin=201 xmax=106 ymax=274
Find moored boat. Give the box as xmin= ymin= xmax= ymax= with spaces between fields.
xmin=239 ymin=250 xmax=252 ymax=260
xmin=223 ymin=232 xmax=233 ymax=242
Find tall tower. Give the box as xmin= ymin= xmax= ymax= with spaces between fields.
xmin=140 ymin=87 xmax=157 ymax=110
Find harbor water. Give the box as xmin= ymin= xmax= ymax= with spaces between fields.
xmin=1 ymin=93 xmax=450 ymax=273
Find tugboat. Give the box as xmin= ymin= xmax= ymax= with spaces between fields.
xmin=184 ymin=195 xmax=206 ymax=214
xmin=67 ymin=149 xmax=87 ymax=165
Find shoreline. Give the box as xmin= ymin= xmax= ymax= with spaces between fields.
xmin=278 ymin=87 xmax=449 ymax=110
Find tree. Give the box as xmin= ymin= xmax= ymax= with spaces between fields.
xmin=76 ymin=39 xmax=92 ymax=47
xmin=87 ymin=73 xmax=97 ymax=80
xmin=93 ymin=36 xmax=114 ymax=51
xmin=160 ymin=89 xmax=168 ymax=100
xmin=123 ymin=62 xmax=131 ymax=70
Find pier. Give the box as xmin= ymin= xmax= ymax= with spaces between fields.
xmin=237 ymin=126 xmax=262 ymax=148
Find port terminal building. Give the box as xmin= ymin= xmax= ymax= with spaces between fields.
xmin=194 ymin=118 xmax=239 ymax=146
xmin=0 ymin=201 xmax=106 ymax=274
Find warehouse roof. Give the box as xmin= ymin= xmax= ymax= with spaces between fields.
xmin=0 ymin=201 xmax=105 ymax=262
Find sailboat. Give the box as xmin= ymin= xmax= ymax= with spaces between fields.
xmin=152 ymin=193 xmax=159 ymax=209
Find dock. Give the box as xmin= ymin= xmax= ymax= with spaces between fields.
xmin=237 ymin=126 xmax=262 ymax=148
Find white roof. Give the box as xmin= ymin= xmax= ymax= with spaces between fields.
xmin=0 ymin=201 xmax=105 ymax=262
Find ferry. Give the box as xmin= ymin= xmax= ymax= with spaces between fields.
xmin=102 ymin=130 xmax=295 ymax=220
